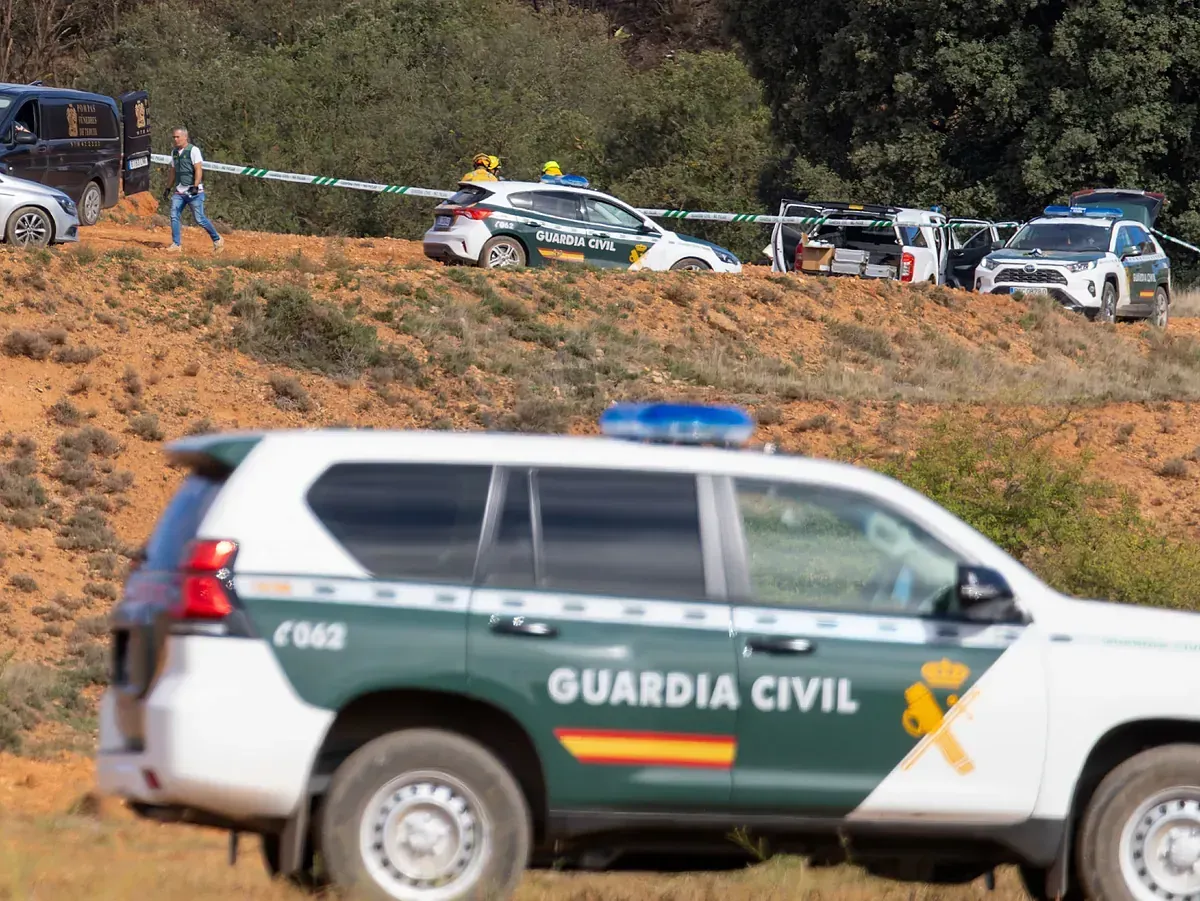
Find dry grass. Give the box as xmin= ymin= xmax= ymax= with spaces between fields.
xmin=1173 ymin=287 xmax=1200 ymax=318
xmin=0 ymin=809 xmax=1031 ymax=901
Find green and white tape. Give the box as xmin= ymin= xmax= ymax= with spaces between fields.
xmin=149 ymin=153 xmax=1200 ymax=252
xmin=148 ymin=153 xmax=1010 ymax=229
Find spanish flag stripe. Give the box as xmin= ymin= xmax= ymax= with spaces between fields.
xmin=554 ymin=728 xmax=737 ymax=769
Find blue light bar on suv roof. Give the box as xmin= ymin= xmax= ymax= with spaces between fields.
xmin=599 ymin=402 xmax=755 ymax=447
xmin=1043 ymin=205 xmax=1126 ymax=219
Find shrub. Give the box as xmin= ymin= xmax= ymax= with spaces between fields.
xmin=878 ymin=417 xmax=1200 ymax=611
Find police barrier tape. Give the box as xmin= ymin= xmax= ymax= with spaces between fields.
xmin=148 ymin=153 xmax=1019 ymax=231
xmin=150 ymin=153 xmax=1200 ymax=252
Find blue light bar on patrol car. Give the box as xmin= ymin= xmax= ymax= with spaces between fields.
xmin=599 ymin=402 xmax=755 ymax=447
xmin=1043 ymin=205 xmax=1125 ymax=219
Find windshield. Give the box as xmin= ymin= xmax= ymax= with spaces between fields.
xmin=445 ymin=185 xmax=492 ymax=206
xmin=1007 ymin=222 xmax=1111 ymax=253
xmin=0 ymin=94 xmax=13 ymax=112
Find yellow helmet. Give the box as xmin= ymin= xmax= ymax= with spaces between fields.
xmin=472 ymin=152 xmax=490 ymax=167
xmin=542 ymin=160 xmax=562 ymax=176
xmin=487 ymin=154 xmax=501 ymax=171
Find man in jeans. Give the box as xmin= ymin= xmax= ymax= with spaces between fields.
xmin=164 ymin=126 xmax=224 ymax=252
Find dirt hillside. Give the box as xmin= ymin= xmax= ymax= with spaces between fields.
xmin=3 ymin=202 xmax=1200 ymax=897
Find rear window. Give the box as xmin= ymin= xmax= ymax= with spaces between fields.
xmin=306 ymin=462 xmax=493 ymax=582
xmin=446 ymin=185 xmax=493 ymax=206
xmin=142 ymin=474 xmax=226 ymax=570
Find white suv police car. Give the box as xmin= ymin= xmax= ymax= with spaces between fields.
xmin=96 ymin=402 xmax=1200 ymax=901
xmin=422 ymin=180 xmax=742 ymax=272
xmin=976 ymin=190 xmax=1171 ymax=326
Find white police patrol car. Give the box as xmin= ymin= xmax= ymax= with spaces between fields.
xmin=94 ymin=399 xmax=1200 ymax=901
xmin=422 ymin=180 xmax=742 ymax=272
xmin=975 ymin=189 xmax=1171 ymax=326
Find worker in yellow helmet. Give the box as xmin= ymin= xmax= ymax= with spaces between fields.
xmin=461 ymin=153 xmax=498 ymax=183
xmin=540 ymin=159 xmax=589 ymax=188
xmin=487 ymin=155 xmax=503 ymax=179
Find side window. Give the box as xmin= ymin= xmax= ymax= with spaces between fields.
xmin=531 ymin=192 xmax=583 ymax=221
xmin=733 ymin=478 xmax=966 ymax=616
xmin=10 ymin=98 xmax=37 ymax=140
xmin=479 ymin=469 xmax=536 ymax=588
xmin=305 ymin=462 xmax=493 ymax=582
xmin=963 ymin=227 xmax=992 ymax=250
xmin=40 ymin=100 xmax=69 ymax=140
xmin=583 ymin=197 xmax=643 ymax=229
xmin=1114 ymin=226 xmax=1134 ymax=256
xmin=97 ymin=104 xmax=119 ymax=139
xmin=535 ymin=468 xmax=706 ymax=600
xmin=508 ymin=192 xmax=535 ymax=211
xmin=1127 ymin=225 xmax=1151 ymax=254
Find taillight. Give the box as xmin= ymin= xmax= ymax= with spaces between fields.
xmin=454 ymin=207 xmax=492 ymax=220
xmin=172 ymin=539 xmax=238 ymax=620
xmin=900 ymin=252 xmax=915 ymax=282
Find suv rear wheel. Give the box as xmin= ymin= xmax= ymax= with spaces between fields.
xmin=479 ymin=235 xmax=525 ymax=269
xmin=319 ymin=728 xmax=531 ymax=901
xmin=1078 ymin=743 xmax=1200 ymax=901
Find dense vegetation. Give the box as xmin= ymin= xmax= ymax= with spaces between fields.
xmin=7 ymin=0 xmax=1200 ymax=270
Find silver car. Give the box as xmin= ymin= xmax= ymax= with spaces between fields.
xmin=0 ymin=171 xmax=80 ymax=247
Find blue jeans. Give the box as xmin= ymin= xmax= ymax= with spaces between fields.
xmin=170 ymin=190 xmax=220 ymax=246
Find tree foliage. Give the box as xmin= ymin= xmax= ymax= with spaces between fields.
xmin=723 ymin=0 xmax=1200 ymax=249
xmin=74 ymin=0 xmax=778 ymax=259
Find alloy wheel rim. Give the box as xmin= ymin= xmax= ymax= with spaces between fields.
xmin=1120 ymin=787 xmax=1200 ymax=901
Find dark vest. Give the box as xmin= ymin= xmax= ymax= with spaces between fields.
xmin=172 ymin=144 xmax=197 ymax=187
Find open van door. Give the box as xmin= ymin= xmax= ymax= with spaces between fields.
xmin=769 ymin=200 xmax=827 ymax=272
xmin=119 ymin=90 xmax=151 ymax=196
xmin=946 ymin=218 xmax=998 ymax=289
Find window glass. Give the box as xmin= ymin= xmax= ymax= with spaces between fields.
xmin=306 ymin=463 xmax=492 ymax=582
xmin=479 ymin=469 xmax=535 ymax=588
xmin=142 ymin=475 xmax=225 ymax=570
xmin=583 ymin=197 xmax=643 ymax=229
xmin=508 ymin=192 xmax=535 ymax=211
xmin=536 ymin=468 xmax=706 ymax=599
xmin=531 ymin=192 xmax=582 ymax=221
xmin=1126 ymin=225 xmax=1151 ymax=252
xmin=734 ymin=478 xmax=965 ymax=615
xmin=446 ymin=185 xmax=493 ymax=206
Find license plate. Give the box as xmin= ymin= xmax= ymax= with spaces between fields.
xmin=434 ymin=215 xmax=452 ymax=230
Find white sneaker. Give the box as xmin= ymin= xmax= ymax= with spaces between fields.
xmin=214 ymin=237 xmax=225 ymax=252
xmin=166 ymin=243 xmax=181 ymax=253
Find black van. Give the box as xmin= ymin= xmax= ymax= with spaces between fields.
xmin=0 ymin=82 xmax=152 ymax=227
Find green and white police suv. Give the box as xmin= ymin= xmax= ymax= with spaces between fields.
xmin=97 ymin=401 xmax=1200 ymax=901
xmin=975 ymin=189 xmax=1171 ymax=326
xmin=422 ymin=180 xmax=742 ymax=272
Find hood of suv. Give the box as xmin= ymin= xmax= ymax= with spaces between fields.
xmin=988 ymin=249 xmax=1108 ymax=265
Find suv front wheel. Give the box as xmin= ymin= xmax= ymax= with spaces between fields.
xmin=319 ymin=728 xmax=532 ymax=901
xmin=1078 ymin=743 xmax=1200 ymax=901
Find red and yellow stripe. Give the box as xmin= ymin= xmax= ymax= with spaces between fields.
xmin=554 ymin=727 xmax=737 ymax=769
xmin=538 ymin=247 xmax=586 ymax=262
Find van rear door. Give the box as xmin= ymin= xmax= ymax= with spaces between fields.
xmin=119 ymin=90 xmax=152 ymax=197
xmin=770 ymin=201 xmax=826 ymax=272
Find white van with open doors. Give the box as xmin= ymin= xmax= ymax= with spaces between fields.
xmin=766 ymin=200 xmax=1005 ymax=288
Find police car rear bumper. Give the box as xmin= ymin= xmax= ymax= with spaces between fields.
xmin=94 ymin=635 xmax=334 ymax=822
xmin=424 ymin=237 xmax=475 ymax=265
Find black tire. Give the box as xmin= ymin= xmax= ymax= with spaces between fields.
xmin=319 ymin=728 xmax=531 ymax=901
xmin=1097 ymin=280 xmax=1118 ymax=323
xmin=79 ymin=181 xmax=103 ymax=227
xmin=5 ymin=205 xmax=52 ymax=247
xmin=1150 ymin=285 xmax=1169 ymax=328
xmin=1077 ymin=743 xmax=1200 ymax=901
xmin=670 ymin=257 xmax=711 ymax=271
xmin=260 ymin=830 xmax=328 ymax=891
xmin=478 ymin=235 xmax=525 ymax=270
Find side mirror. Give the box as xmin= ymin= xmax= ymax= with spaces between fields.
xmin=1121 ymin=245 xmax=1141 ymax=260
xmin=990 ymin=239 xmax=1006 ymax=251
xmin=13 ymin=129 xmax=35 ymax=145
xmin=954 ymin=565 xmax=1024 ymax=623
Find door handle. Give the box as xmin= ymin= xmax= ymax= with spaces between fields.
xmin=746 ymin=636 xmax=814 ymax=655
xmin=489 ymin=617 xmax=558 ymax=639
